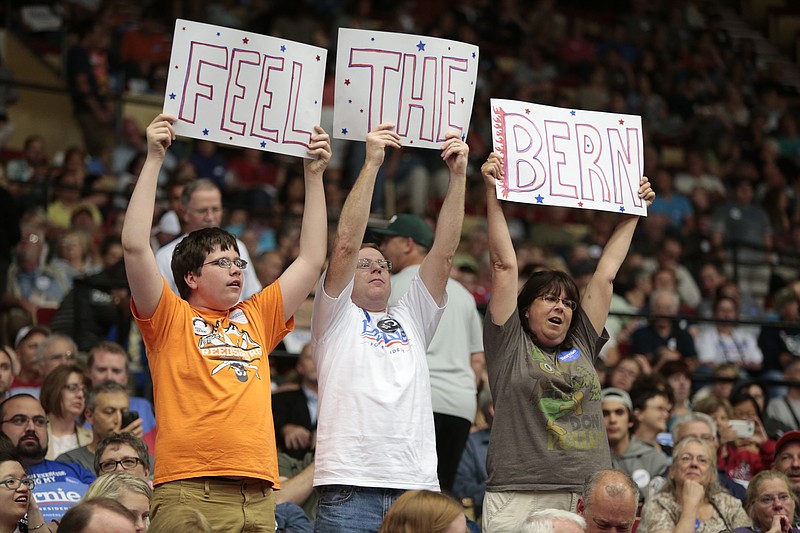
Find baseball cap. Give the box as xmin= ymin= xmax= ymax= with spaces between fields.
xmin=775 ymin=430 xmax=800 ymax=459
xmin=14 ymin=325 xmax=51 ymax=348
xmin=601 ymin=387 xmax=632 ymax=411
xmin=370 ymin=214 xmax=434 ymax=250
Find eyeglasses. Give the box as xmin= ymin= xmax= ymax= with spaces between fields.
xmin=0 ymin=478 xmax=35 ymax=490
xmin=356 ymin=258 xmax=393 ymax=271
xmin=677 ymin=453 xmax=710 ymax=466
xmin=1 ymin=415 xmax=47 ymax=428
xmin=46 ymin=351 xmax=77 ymax=363
xmin=757 ymin=493 xmax=793 ymax=506
xmin=98 ymin=457 xmax=143 ymax=473
xmin=685 ymin=434 xmax=715 ymax=443
xmin=63 ymin=383 xmax=85 ymax=393
xmin=538 ymin=294 xmax=577 ymax=311
xmin=203 ymin=257 xmax=248 ymax=270
xmin=189 ymin=206 xmax=222 ymax=216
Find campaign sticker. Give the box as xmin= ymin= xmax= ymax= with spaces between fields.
xmin=557 ymin=348 xmax=580 ymax=363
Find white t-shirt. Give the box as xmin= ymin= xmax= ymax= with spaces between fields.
xmin=311 ymin=271 xmax=444 ymax=490
xmin=155 ymin=233 xmax=262 ymax=301
xmin=694 ymin=324 xmax=763 ymax=367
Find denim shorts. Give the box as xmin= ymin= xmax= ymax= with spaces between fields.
xmin=314 ymin=485 xmax=406 ymax=533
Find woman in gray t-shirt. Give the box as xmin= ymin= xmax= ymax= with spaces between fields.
xmin=479 ymin=152 xmax=655 ymax=532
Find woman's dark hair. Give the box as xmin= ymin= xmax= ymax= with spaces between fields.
xmin=517 ymin=270 xmax=581 ymax=347
xmin=729 ymin=392 xmax=765 ymax=424
xmin=40 ymin=364 xmax=89 ymax=419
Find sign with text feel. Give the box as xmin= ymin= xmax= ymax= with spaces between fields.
xmin=334 ymin=28 xmax=479 ymax=149
xmin=491 ymin=99 xmax=646 ymax=216
xmin=164 ymin=19 xmax=327 ymax=159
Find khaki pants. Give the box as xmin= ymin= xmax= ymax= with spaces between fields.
xmin=482 ymin=490 xmax=581 ymax=533
xmin=151 ymin=477 xmax=275 ymax=533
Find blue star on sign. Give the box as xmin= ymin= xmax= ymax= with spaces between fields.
xmin=280 ymin=45 xmax=286 ymax=52
xmin=260 ymin=141 xmax=266 ymax=148
xmin=416 ymin=40 xmax=426 ymax=51
xmin=570 ymin=110 xmax=576 ymax=116
xmin=472 ymin=52 xmax=476 ymax=58
xmin=341 ymin=128 xmax=348 ymax=135
xmin=169 ymin=93 xmax=176 ymax=100
xmin=202 ymin=129 xmax=209 ymax=136
xmin=620 ymin=206 xmax=625 ymax=212
xmin=535 ymin=195 xmax=544 ymax=203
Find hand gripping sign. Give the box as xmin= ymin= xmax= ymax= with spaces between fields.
xmin=491 ymin=99 xmax=647 ymax=216
xmin=334 ymin=28 xmax=479 ymax=149
xmin=163 ymin=19 xmax=327 ymax=159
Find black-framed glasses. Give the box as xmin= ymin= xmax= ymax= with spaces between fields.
xmin=62 ymin=383 xmax=85 ymax=393
xmin=356 ymin=258 xmax=392 ymax=271
xmin=1 ymin=415 xmax=47 ymax=427
xmin=203 ymin=257 xmax=248 ymax=270
xmin=0 ymin=477 xmax=34 ymax=490
xmin=46 ymin=351 xmax=77 ymax=363
xmin=98 ymin=457 xmax=143 ymax=473
xmin=538 ymin=294 xmax=577 ymax=311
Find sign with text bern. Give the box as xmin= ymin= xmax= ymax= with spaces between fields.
xmin=491 ymin=99 xmax=646 ymax=216
xmin=164 ymin=19 xmax=327 ymax=159
xmin=334 ymin=28 xmax=479 ymax=149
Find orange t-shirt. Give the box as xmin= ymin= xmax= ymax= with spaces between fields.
xmin=133 ymin=279 xmax=293 ymax=486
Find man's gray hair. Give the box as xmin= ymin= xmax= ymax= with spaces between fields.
xmin=517 ymin=509 xmax=586 ymax=532
xmin=671 ymin=411 xmax=717 ymax=445
xmin=85 ymin=381 xmax=128 ymax=412
xmin=36 ymin=334 xmax=78 ymax=362
xmin=583 ymin=469 xmax=639 ymax=510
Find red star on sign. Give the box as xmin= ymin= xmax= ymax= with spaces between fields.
xmin=578 ymin=202 xmax=583 ymax=207
xmin=344 ymin=79 xmax=351 ymax=86
xmin=242 ymin=37 xmax=249 ymax=44
xmin=316 ymin=55 xmax=321 ymax=61
xmin=460 ymin=97 xmax=464 ymax=104
xmin=619 ymin=119 xmax=624 ymax=125
xmin=525 ymin=109 xmax=531 ymax=114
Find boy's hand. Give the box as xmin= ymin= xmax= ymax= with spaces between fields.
xmin=146 ymin=114 xmax=177 ymax=159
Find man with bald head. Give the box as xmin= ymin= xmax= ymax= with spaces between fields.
xmin=576 ymin=470 xmax=638 ymax=533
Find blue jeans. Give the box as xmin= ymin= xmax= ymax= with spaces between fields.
xmin=314 ymin=485 xmax=405 ymax=533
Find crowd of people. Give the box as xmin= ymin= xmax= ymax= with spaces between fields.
xmin=1 ymin=0 xmax=800 ymax=532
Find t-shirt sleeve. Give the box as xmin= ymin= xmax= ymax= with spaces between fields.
xmin=248 ymin=279 xmax=294 ymax=353
xmin=395 ymin=273 xmax=446 ymax=347
xmin=483 ymin=308 xmax=523 ymax=366
xmin=311 ymin=270 xmax=354 ymax=346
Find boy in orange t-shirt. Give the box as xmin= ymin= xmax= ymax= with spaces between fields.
xmin=121 ymin=114 xmax=331 ymax=532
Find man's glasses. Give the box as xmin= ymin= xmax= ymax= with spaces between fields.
xmin=1 ymin=415 xmax=47 ymax=428
xmin=538 ymin=294 xmax=577 ymax=311
xmin=203 ymin=258 xmax=248 ymax=270
xmin=46 ymin=351 xmax=77 ymax=363
xmin=98 ymin=457 xmax=143 ymax=473
xmin=63 ymin=383 xmax=85 ymax=393
xmin=356 ymin=258 xmax=393 ymax=271
xmin=0 ymin=478 xmax=35 ymax=490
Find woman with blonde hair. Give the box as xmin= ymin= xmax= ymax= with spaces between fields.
xmin=639 ymin=437 xmax=750 ymax=532
xmin=740 ymin=470 xmax=800 ymax=532
xmin=378 ymin=490 xmax=466 ymax=533
xmin=85 ymin=472 xmax=152 ymax=533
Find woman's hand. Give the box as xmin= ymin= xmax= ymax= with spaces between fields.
xmin=681 ymin=479 xmax=705 ymax=509
xmin=765 ymin=513 xmax=793 ymax=533
xmin=481 ymin=152 xmax=503 ymax=190
xmin=639 ymin=175 xmax=656 ymax=207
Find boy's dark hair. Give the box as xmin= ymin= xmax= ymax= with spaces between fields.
xmin=171 ymin=227 xmax=239 ymax=300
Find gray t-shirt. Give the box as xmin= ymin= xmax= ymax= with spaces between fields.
xmin=484 ymin=307 xmax=611 ymax=492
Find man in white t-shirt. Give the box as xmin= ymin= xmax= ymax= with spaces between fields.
xmin=311 ymin=124 xmax=467 ymax=533
xmin=155 ymin=178 xmax=261 ymax=300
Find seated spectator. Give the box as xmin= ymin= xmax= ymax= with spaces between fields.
xmin=758 ymin=286 xmax=800 ymax=384
xmin=606 ymin=356 xmax=644 ymax=392
xmin=39 ymin=364 xmax=91 ymax=459
xmin=694 ymin=295 xmax=763 ymax=371
xmin=94 ymin=432 xmax=150 ymax=481
xmin=766 ymin=359 xmax=800 ymax=430
xmin=50 ymin=229 xmax=102 ymax=281
xmin=632 ymin=389 xmax=672 ymax=449
xmin=576 ymin=470 xmax=639 ymax=533
xmin=720 ymin=392 xmax=777 ymax=483
xmin=515 ymin=509 xmax=586 ymax=533
xmin=0 ymin=346 xmax=17 ymax=399
xmin=648 ymin=167 xmax=694 ymax=232
xmin=454 ymin=387 xmax=493 ymax=521
xmin=58 ymin=497 xmax=136 ymax=533
xmin=57 ymin=382 xmax=144 ymax=473
xmin=641 ymin=234 xmax=701 ymax=310
xmin=693 ymin=363 xmax=740 ymax=404
xmin=638 ymin=437 xmax=749 ymax=532
xmin=602 ymin=387 xmax=668 ymax=493
xmin=772 ymin=430 xmax=800 ymax=499
xmin=631 ymin=288 xmax=697 ymax=372
xmin=0 ymin=394 xmax=95 ymax=521
xmin=740 ymin=470 xmax=798 ymax=533
xmin=732 ymin=380 xmax=790 ymax=439
xmin=378 ymin=490 xmax=467 ymax=533
xmin=696 ymin=261 xmax=727 ymax=318
xmin=272 ymin=343 xmax=317 ymax=461
xmin=84 ymin=472 xmax=151 ymax=533
xmin=660 ymin=360 xmax=693 ymax=419
xmin=148 ymin=505 xmax=212 ymax=533
xmin=37 ymin=334 xmax=80 ymax=380
xmin=0 ymin=449 xmax=49 ymax=533
xmin=8 ymin=325 xmax=49 ymax=398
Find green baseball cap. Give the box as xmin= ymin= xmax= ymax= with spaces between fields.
xmin=370 ymin=214 xmax=434 ymax=249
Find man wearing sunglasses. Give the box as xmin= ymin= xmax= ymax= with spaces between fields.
xmin=311 ymin=124 xmax=468 ymax=533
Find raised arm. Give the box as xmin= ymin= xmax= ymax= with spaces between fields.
xmin=418 ymin=132 xmax=467 ymax=305
xmin=323 ymin=124 xmax=400 ymax=298
xmin=278 ymin=126 xmax=331 ymax=317
xmin=582 ymin=176 xmax=655 ymax=334
xmin=121 ymin=114 xmax=176 ymax=319
xmin=481 ymin=152 xmax=518 ymax=325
